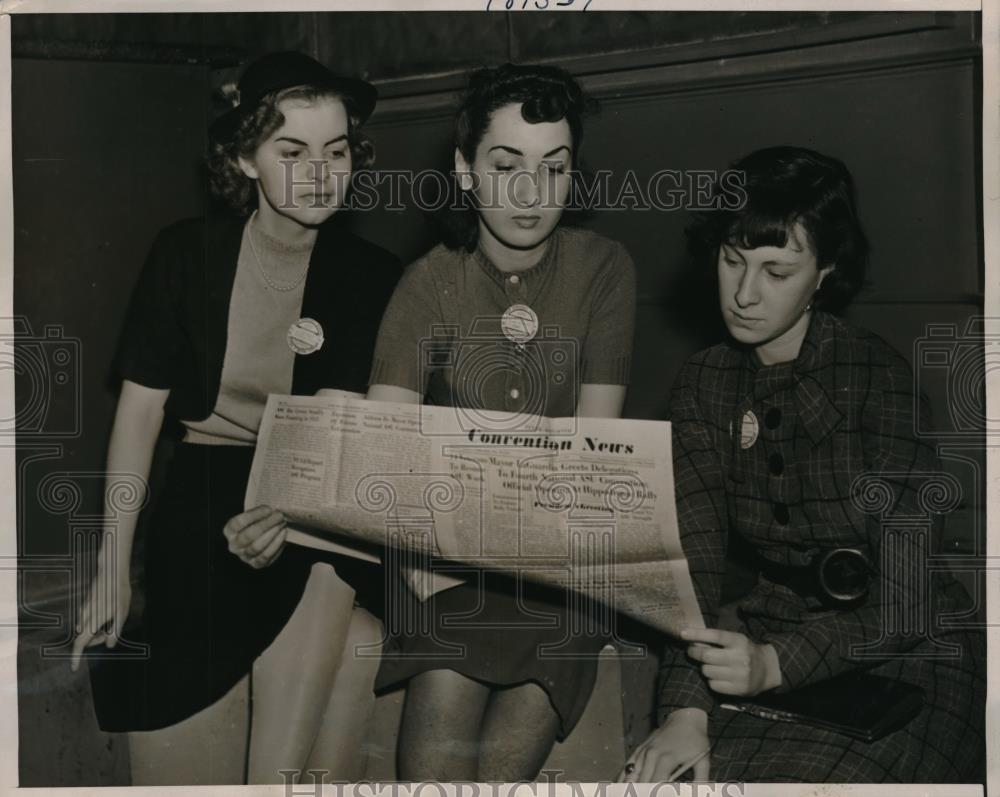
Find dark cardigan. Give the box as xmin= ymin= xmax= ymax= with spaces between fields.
xmin=115 ymin=212 xmax=401 ymax=420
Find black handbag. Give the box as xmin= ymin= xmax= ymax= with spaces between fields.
xmin=720 ymin=670 xmax=925 ymax=743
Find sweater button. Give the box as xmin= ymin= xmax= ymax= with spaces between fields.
xmin=773 ymin=502 xmax=790 ymax=525
xmin=769 ymin=453 xmax=784 ymax=476
xmin=765 ymin=407 xmax=782 ymax=429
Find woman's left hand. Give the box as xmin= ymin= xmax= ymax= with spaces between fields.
xmin=223 ymin=505 xmax=288 ymax=569
xmin=682 ymin=627 xmax=783 ymax=697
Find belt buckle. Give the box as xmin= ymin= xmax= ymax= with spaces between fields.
xmin=815 ymin=547 xmax=873 ymax=609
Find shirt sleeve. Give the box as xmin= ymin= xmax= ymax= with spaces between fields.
xmin=761 ymin=349 xmax=952 ymax=691
xmin=580 ymin=241 xmax=637 ymax=385
xmin=656 ymin=358 xmax=728 ymax=721
xmin=368 ymin=258 xmax=446 ymax=394
xmin=113 ymin=226 xmax=185 ymax=391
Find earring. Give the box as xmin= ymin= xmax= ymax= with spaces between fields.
xmin=805 ymin=287 xmax=821 ymax=314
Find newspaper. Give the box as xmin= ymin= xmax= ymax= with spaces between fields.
xmin=245 ymin=391 xmax=704 ymax=636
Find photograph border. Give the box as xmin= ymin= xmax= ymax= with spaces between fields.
xmin=0 ymin=1 xmax=995 ymax=795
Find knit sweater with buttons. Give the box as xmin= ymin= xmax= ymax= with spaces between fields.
xmin=369 ymin=226 xmax=637 ymax=417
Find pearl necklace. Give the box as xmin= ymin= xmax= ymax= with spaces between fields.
xmin=246 ymin=210 xmax=311 ymax=293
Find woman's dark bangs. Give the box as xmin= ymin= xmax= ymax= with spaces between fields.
xmin=722 ymin=210 xmax=793 ymax=251
xmin=520 ymin=93 xmax=566 ymax=125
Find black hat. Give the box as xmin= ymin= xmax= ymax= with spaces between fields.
xmin=209 ymin=51 xmax=377 ymax=144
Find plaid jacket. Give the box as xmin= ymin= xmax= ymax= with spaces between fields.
xmin=658 ymin=311 xmax=979 ymax=722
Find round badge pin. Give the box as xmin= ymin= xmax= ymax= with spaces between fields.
xmin=500 ymin=304 xmax=539 ymax=345
xmin=740 ymin=409 xmax=759 ymax=450
xmin=287 ymin=317 xmax=324 ymax=355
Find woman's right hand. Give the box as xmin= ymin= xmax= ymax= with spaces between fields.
xmin=619 ymin=708 xmax=711 ymax=782
xmin=70 ymin=546 xmax=131 ymax=672
xmin=223 ymin=505 xmax=287 ymax=569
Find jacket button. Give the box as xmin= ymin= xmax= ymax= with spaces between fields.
xmin=765 ymin=407 xmax=782 ymax=429
xmin=769 ymin=453 xmax=784 ymax=476
xmin=773 ymin=502 xmax=790 ymax=525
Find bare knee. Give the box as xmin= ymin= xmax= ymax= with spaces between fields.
xmin=339 ymin=608 xmax=383 ymax=679
xmin=129 ymin=676 xmax=249 ymax=785
xmin=305 ymin=561 xmax=356 ymax=604
xmin=398 ymin=670 xmax=489 ymax=781
xmin=407 ymin=669 xmax=484 ymax=715
xmin=478 ymin=681 xmax=559 ymax=781
xmin=347 ymin=607 xmax=382 ymax=648
xmin=254 ymin=565 xmax=356 ymax=685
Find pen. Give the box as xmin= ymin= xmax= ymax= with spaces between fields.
xmin=720 ymin=701 xmax=797 ymax=723
xmin=666 ymin=745 xmax=711 ymax=782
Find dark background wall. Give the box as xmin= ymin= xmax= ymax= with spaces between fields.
xmin=11 ymin=10 xmax=984 ymax=785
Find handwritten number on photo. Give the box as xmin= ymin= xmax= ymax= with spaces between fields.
xmin=486 ymin=0 xmax=593 ymax=9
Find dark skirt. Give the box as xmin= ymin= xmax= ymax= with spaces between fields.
xmin=88 ymin=443 xmax=384 ymax=732
xmin=375 ymin=569 xmax=611 ymax=740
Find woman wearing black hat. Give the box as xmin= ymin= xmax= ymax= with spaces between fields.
xmin=70 ymin=52 xmax=401 ymax=784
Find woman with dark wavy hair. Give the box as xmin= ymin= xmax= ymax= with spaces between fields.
xmin=367 ymin=62 xmax=637 ymax=780
xmin=71 ymin=52 xmax=400 ymax=784
xmin=623 ymin=146 xmax=985 ymax=783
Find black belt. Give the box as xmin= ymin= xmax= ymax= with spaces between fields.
xmin=738 ymin=539 xmax=875 ymax=609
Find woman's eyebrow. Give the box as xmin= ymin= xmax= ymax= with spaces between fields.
xmin=274 ymin=135 xmax=347 ymax=146
xmin=486 ymin=145 xmax=571 ymax=158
